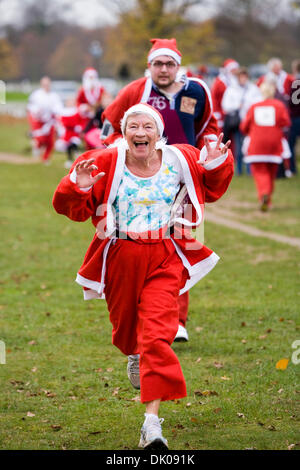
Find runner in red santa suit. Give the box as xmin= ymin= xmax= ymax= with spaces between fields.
xmin=27 ymin=76 xmax=63 ymax=164
xmin=101 ymin=38 xmax=219 ymax=342
xmin=240 ymin=82 xmax=292 ymax=211
xmin=211 ymin=58 xmax=239 ymax=131
xmin=76 ymin=67 xmax=112 ymax=150
xmin=55 ymin=98 xmax=88 ymax=169
xmin=53 ymin=103 xmax=234 ymax=450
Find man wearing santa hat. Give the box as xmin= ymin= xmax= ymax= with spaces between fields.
xmin=211 ymin=58 xmax=240 ymax=131
xmin=100 ymin=38 xmax=220 ymax=344
xmin=256 ymin=58 xmax=294 ymax=106
xmin=76 ymin=68 xmax=112 ymax=149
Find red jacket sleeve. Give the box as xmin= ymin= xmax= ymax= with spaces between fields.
xmin=240 ymin=105 xmax=253 ymax=135
xmin=277 ymin=101 xmax=291 ymax=129
xmin=52 ymin=151 xmax=101 ymax=222
xmin=196 ymin=113 xmax=219 ymax=150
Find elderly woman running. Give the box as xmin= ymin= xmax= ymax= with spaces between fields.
xmin=53 ymin=103 xmax=234 ymax=450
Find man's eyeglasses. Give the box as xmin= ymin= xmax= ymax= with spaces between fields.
xmin=151 ymin=61 xmax=177 ymax=69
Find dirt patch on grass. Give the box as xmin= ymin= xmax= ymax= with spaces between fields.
xmin=0 ymin=152 xmax=38 ymax=164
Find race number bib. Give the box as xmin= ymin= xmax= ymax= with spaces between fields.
xmin=254 ymin=106 xmax=275 ymax=126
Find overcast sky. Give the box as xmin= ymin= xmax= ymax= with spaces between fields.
xmin=0 ymin=0 xmax=220 ymax=28
xmin=0 ymin=0 xmax=296 ymax=29
xmin=0 ymin=0 xmax=118 ymax=28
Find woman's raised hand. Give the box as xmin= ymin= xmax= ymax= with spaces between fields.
xmin=201 ymin=133 xmax=231 ymax=164
xmin=75 ymin=158 xmax=105 ymax=188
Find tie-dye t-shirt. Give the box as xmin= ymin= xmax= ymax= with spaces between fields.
xmin=113 ymin=148 xmax=183 ymax=233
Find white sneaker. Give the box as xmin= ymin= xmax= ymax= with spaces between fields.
xmin=127 ymin=354 xmax=140 ymax=389
xmin=139 ymin=414 xmax=168 ymax=450
xmin=174 ymin=324 xmax=189 ymax=342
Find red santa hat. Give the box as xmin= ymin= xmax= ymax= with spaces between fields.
xmin=147 ymin=38 xmax=182 ymax=65
xmin=121 ymin=103 xmax=165 ymax=137
xmin=223 ymin=58 xmax=239 ymax=72
xmin=82 ymin=67 xmax=98 ymax=81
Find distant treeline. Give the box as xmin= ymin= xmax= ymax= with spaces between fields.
xmin=0 ymin=0 xmax=300 ymax=81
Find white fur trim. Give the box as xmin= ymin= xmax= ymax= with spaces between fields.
xmin=168 ymin=145 xmax=203 ymax=226
xmin=243 ymin=155 xmax=283 ymax=164
xmin=140 ymin=77 xmax=153 ymax=102
xmin=69 ymin=168 xmax=92 ymax=192
xmin=199 ymin=141 xmax=228 ymax=169
xmin=76 ymin=239 xmax=114 ymax=299
xmin=171 ymin=239 xmax=220 ymax=294
xmin=148 ymin=48 xmax=181 ymax=64
xmin=121 ymin=103 xmax=164 ymax=137
xmin=224 ymin=61 xmax=239 ymax=72
xmin=189 ymin=77 xmax=213 ymax=139
xmin=281 ymin=138 xmax=292 ymax=159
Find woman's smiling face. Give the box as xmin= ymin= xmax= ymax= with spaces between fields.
xmin=125 ymin=113 xmax=160 ymax=161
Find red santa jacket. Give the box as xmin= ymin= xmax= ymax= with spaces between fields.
xmin=210 ymin=76 xmax=228 ymax=129
xmin=101 ymin=76 xmax=218 ymax=150
xmin=53 ymin=143 xmax=234 ymax=299
xmin=76 ymin=85 xmax=105 ymax=108
xmin=240 ymin=98 xmax=291 ymax=164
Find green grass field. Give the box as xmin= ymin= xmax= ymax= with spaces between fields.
xmin=0 ymin=118 xmax=299 ymax=450
xmin=5 ymin=91 xmax=30 ymax=102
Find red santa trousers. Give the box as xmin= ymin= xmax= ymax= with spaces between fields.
xmin=28 ymin=113 xmax=55 ymax=161
xmin=250 ymin=162 xmax=278 ymax=203
xmin=104 ymin=237 xmax=187 ymax=403
xmin=178 ymin=291 xmax=189 ymax=327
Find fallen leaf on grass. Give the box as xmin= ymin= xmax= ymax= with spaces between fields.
xmin=241 ymin=339 xmax=247 ymax=344
xmin=221 ymin=376 xmax=231 ymax=381
xmin=287 ymin=444 xmax=295 ymax=450
xmin=237 ymin=413 xmax=245 ymax=418
xmin=195 ymin=327 xmax=203 ymax=332
xmin=28 ymin=340 xmax=36 ymax=345
xmin=51 ymin=425 xmax=62 ymax=431
xmin=276 ymin=359 xmax=289 ymax=370
xmin=88 ymin=430 xmax=101 ymax=435
xmin=43 ymin=390 xmax=56 ymax=398
xmin=214 ymin=408 xmax=222 ymax=414
xmin=195 ymin=357 xmax=202 ymax=363
xmin=278 ymin=388 xmax=284 ymax=394
xmin=26 ymin=412 xmax=35 ymax=417
xmin=259 ymin=335 xmax=267 ymax=340
xmin=98 ymin=397 xmax=107 ymax=402
xmin=31 ymin=367 xmax=37 ymax=373
xmin=190 ymin=417 xmax=198 ymax=423
xmin=131 ymin=396 xmax=140 ymax=402
xmin=196 ymin=390 xmax=219 ymax=397
xmin=213 ymin=362 xmax=223 ymax=369
xmin=267 ymin=425 xmax=276 ymax=431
